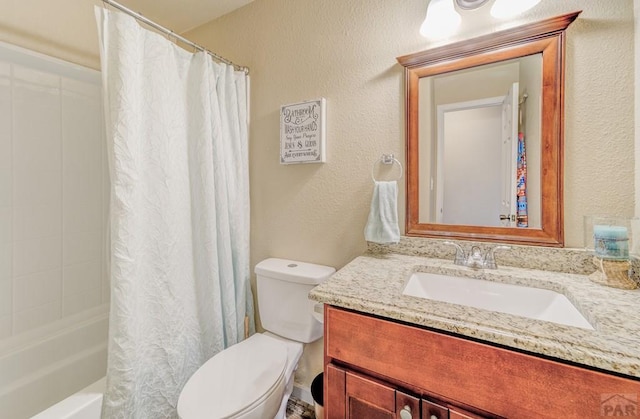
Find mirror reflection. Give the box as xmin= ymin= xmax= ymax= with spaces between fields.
xmin=418 ymin=55 xmax=542 ymax=229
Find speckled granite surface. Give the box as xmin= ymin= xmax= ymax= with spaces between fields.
xmin=368 ymin=236 xmax=640 ymax=279
xmin=309 ymin=238 xmax=640 ymax=379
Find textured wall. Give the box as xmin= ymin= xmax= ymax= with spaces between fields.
xmin=0 ymin=0 xmax=102 ymax=69
xmin=187 ymin=0 xmax=634 ymax=266
xmin=560 ymin=2 xmax=634 ymax=247
xmin=636 ymin=0 xmax=640 ymax=221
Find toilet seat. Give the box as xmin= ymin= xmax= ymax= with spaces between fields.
xmin=177 ymin=333 xmax=288 ymax=419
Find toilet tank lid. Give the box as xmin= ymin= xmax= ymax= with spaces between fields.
xmin=255 ymin=258 xmax=335 ymax=285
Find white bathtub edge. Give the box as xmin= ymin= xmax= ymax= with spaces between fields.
xmin=31 ymin=377 xmax=105 ymax=419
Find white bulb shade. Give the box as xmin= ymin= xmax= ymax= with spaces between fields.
xmin=420 ymin=0 xmax=461 ymax=39
xmin=490 ymin=0 xmax=541 ymax=18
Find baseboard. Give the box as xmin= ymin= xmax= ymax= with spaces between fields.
xmin=292 ymin=383 xmax=314 ymax=406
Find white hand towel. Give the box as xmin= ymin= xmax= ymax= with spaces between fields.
xmin=364 ymin=181 xmax=400 ymax=244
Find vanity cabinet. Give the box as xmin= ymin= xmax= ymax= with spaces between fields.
xmin=324 ymin=305 xmax=640 ymax=419
xmin=329 ymin=364 xmax=485 ymax=419
xmin=334 ymin=366 xmax=419 ymax=419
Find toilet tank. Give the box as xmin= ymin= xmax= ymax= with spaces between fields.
xmin=255 ymin=258 xmax=335 ymax=343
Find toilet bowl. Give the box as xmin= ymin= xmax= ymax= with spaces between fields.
xmin=177 ymin=258 xmax=335 ymax=419
xmin=177 ymin=333 xmax=303 ymax=419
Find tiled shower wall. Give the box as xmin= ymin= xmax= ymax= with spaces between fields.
xmin=0 ymin=44 xmax=108 ymax=340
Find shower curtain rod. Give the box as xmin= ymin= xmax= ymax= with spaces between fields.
xmin=101 ymin=0 xmax=249 ymax=74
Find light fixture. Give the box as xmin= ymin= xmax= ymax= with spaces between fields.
xmin=420 ymin=0 xmax=461 ymax=38
xmin=420 ymin=0 xmax=542 ymax=39
xmin=490 ymin=0 xmax=542 ymax=18
xmin=455 ymin=0 xmax=490 ymax=10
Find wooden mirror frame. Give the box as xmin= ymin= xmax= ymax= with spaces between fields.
xmin=397 ymin=11 xmax=581 ymax=247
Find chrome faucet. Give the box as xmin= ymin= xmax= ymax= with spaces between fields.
xmin=466 ymin=246 xmax=485 ymax=269
xmin=444 ymin=241 xmax=467 ymax=266
xmin=483 ymin=245 xmax=511 ymax=269
xmin=443 ymin=242 xmax=511 ymax=269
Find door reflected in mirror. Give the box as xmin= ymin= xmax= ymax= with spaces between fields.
xmin=418 ymin=55 xmax=542 ymax=229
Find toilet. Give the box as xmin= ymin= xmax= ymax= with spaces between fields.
xmin=177 ymin=258 xmax=335 ymax=419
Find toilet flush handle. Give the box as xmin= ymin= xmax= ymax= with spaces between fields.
xmin=312 ymin=303 xmax=324 ymax=323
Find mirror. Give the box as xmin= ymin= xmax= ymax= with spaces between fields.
xmin=419 ymin=55 xmax=543 ymax=228
xmin=397 ymin=11 xmax=581 ymax=247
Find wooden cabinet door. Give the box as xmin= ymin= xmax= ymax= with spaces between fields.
xmin=396 ymin=391 xmax=420 ymax=419
xmin=345 ymin=370 xmax=396 ymax=419
xmin=422 ymin=398 xmax=449 ymax=419
xmin=326 ymin=364 xmax=347 ymax=419
xmin=326 ymin=362 xmax=494 ymax=419
xmin=345 ymin=372 xmax=422 ymax=419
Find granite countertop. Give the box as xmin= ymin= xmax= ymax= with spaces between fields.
xmin=309 ymin=250 xmax=640 ymax=379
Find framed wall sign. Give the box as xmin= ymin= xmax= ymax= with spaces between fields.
xmin=280 ymin=98 xmax=326 ymax=164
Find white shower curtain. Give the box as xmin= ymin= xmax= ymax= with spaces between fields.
xmin=95 ymin=8 xmax=253 ymax=418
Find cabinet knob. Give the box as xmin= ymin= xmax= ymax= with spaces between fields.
xmin=400 ymin=405 xmax=412 ymax=419
xmin=430 ymin=416 xmax=438 ymax=419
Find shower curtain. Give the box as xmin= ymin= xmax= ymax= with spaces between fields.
xmin=516 ymin=132 xmax=528 ymax=227
xmin=95 ymin=8 xmax=254 ymax=418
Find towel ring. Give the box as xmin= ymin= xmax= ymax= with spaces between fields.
xmin=371 ymin=154 xmax=403 ymax=182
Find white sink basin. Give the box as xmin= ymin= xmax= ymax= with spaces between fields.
xmin=403 ymin=272 xmax=594 ymax=330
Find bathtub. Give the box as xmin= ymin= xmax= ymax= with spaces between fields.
xmin=27 ymin=341 xmax=315 ymax=419
xmin=0 ymin=306 xmax=108 ymax=419
xmin=31 ymin=377 xmax=105 ymax=419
